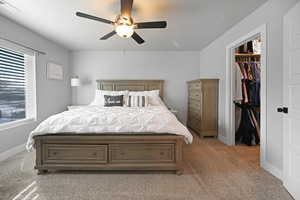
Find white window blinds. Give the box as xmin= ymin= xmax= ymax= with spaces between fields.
xmin=0 ymin=47 xmax=26 ymax=124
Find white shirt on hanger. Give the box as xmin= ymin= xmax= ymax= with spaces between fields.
xmin=235 ymin=63 xmax=243 ymax=101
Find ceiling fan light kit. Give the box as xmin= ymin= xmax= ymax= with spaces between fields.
xmin=75 ymin=0 xmax=167 ymax=44
xmin=115 ymin=24 xmax=134 ymax=38
xmin=115 ymin=15 xmax=134 ymax=38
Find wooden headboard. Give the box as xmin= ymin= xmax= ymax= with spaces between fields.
xmin=96 ymin=80 xmax=164 ymax=98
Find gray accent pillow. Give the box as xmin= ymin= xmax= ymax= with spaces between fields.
xmin=104 ymin=95 xmax=124 ymax=107
xmin=127 ymin=96 xmax=149 ymax=107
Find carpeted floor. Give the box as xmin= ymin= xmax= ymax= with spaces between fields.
xmin=0 ymin=135 xmax=293 ymax=200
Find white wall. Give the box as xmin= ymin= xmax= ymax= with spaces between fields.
xmin=0 ymin=15 xmax=71 ymax=154
xmin=199 ymin=0 xmax=299 ymax=172
xmin=70 ymin=51 xmax=200 ymax=123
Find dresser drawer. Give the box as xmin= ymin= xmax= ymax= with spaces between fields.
xmin=109 ymin=144 xmax=175 ymax=163
xmin=43 ymin=144 xmax=108 ymax=164
xmin=188 ymin=88 xmax=201 ymax=95
xmin=188 ymin=82 xmax=201 ymax=90
xmin=188 ymin=98 xmax=201 ymax=108
xmin=189 ymin=91 xmax=202 ymax=100
xmin=188 ymin=104 xmax=201 ymax=113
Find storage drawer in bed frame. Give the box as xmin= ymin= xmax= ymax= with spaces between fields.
xmin=43 ymin=144 xmax=108 ymax=164
xmin=109 ymin=144 xmax=175 ymax=163
xmin=34 ymin=134 xmax=184 ymax=175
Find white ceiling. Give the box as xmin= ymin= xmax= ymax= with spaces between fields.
xmin=0 ymin=0 xmax=268 ymax=51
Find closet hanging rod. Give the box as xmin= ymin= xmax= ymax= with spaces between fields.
xmin=0 ymin=36 xmax=46 ymax=55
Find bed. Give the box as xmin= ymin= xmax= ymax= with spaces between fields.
xmin=29 ymin=80 xmax=192 ymax=175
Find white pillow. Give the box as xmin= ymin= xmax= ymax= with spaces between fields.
xmin=129 ymin=90 xmax=162 ymax=106
xmin=129 ymin=90 xmax=159 ymax=96
xmin=90 ymin=90 xmax=129 ymax=106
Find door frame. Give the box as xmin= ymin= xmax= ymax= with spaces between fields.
xmin=225 ymin=24 xmax=267 ymax=166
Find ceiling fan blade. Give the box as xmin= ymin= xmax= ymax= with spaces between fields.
xmin=121 ymin=0 xmax=133 ymax=18
xmin=136 ymin=21 xmax=167 ymax=29
xmin=100 ymin=31 xmax=116 ymax=40
xmin=76 ymin=12 xmax=113 ymax=25
xmin=132 ymin=32 xmax=145 ymax=44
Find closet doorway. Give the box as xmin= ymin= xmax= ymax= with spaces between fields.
xmin=225 ymin=25 xmax=267 ymax=166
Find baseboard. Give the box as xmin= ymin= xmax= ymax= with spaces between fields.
xmin=0 ymin=143 xmax=26 ymax=163
xmin=218 ymin=134 xmax=228 ymax=145
xmin=261 ymin=161 xmax=283 ymax=181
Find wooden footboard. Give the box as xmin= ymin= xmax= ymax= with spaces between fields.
xmin=33 ymin=134 xmax=184 ymax=175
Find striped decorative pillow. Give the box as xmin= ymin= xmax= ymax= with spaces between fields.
xmin=127 ymin=96 xmax=149 ymax=107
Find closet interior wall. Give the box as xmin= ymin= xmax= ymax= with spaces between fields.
xmin=234 ymin=37 xmax=261 ymax=146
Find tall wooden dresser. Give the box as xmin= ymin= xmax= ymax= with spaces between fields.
xmin=187 ymin=79 xmax=219 ymax=138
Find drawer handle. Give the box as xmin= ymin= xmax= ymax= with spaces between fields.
xmin=92 ymin=152 xmax=97 ymax=156
xmin=160 ymin=152 xmax=165 ymax=156
xmin=53 ymin=152 xmax=58 ymax=155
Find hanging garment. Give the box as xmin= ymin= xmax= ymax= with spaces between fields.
xmin=247 ymin=110 xmax=258 ymax=146
xmin=254 ymin=107 xmax=261 ymax=124
xmin=250 ymin=109 xmax=260 ymax=139
xmin=242 ymin=80 xmax=249 ymax=103
xmin=256 ymin=62 xmax=261 ymax=74
xmin=248 ymin=80 xmax=256 ymax=104
xmin=246 ymin=63 xmax=255 ymax=80
xmin=251 ymin=62 xmax=257 ymax=80
xmin=245 ymin=79 xmax=253 ymax=104
xmin=238 ymin=62 xmax=261 ymax=105
xmin=242 ymin=63 xmax=249 ymax=79
xmin=253 ymin=82 xmax=260 ymax=105
xmin=238 ymin=63 xmax=246 ymax=79
xmin=235 ymin=63 xmax=243 ymax=101
xmin=236 ymin=63 xmax=249 ymax=103
xmin=252 ymin=62 xmax=261 ymax=105
xmin=235 ymin=107 xmax=242 ymax=131
xmin=248 ymin=109 xmax=260 ymax=145
xmin=235 ymin=104 xmax=257 ymax=146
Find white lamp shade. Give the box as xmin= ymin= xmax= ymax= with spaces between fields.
xmin=71 ymin=77 xmax=81 ymax=87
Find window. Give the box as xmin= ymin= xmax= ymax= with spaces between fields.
xmin=0 ymin=40 xmax=36 ymax=127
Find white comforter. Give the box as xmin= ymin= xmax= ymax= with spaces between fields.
xmin=26 ymin=106 xmax=193 ymax=151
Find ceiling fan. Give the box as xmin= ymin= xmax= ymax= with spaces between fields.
xmin=75 ymin=0 xmax=167 ymax=44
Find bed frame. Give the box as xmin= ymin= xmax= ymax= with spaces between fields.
xmin=34 ymin=80 xmax=184 ymax=175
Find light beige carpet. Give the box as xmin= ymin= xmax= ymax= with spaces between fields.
xmin=0 ymin=136 xmax=293 ymax=200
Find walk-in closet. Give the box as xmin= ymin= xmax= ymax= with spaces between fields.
xmin=234 ymin=36 xmax=261 ymax=146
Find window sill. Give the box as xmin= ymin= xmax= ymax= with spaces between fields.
xmin=0 ymin=118 xmax=36 ymax=132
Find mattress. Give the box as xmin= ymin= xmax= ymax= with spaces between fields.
xmin=26 ymin=106 xmax=193 ymax=151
